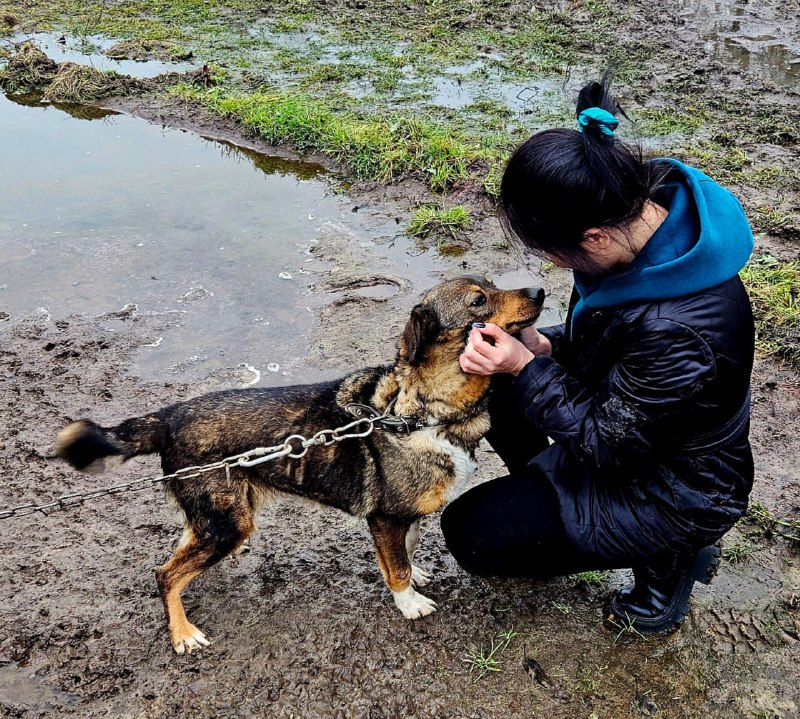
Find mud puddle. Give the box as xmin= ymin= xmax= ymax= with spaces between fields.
xmin=0 ymin=88 xmax=459 ymax=388
xmin=244 ymin=22 xmax=575 ymax=117
xmin=678 ymin=0 xmax=800 ymax=86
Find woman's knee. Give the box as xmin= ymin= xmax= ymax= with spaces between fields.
xmin=440 ymin=492 xmax=494 ymax=575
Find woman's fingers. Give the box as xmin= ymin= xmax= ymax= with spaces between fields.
xmin=460 ymin=344 xmax=493 ymax=374
xmin=462 ymin=322 xmax=535 ymax=376
xmin=468 ymin=328 xmax=499 ymax=358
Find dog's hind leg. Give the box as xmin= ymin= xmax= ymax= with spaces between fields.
xmin=368 ymin=514 xmax=437 ymax=619
xmin=405 ymin=519 xmax=432 ymax=588
xmin=156 ymin=509 xmax=255 ymax=654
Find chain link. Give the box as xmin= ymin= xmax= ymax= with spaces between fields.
xmin=0 ymin=413 xmax=382 ymax=521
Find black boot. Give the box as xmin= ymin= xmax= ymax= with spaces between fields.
xmin=606 ymin=544 xmax=721 ymax=635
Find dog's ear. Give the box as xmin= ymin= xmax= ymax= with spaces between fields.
xmin=400 ymin=305 xmax=440 ymax=366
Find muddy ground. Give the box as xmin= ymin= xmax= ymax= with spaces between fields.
xmin=2 ymin=1 xmax=800 ymax=718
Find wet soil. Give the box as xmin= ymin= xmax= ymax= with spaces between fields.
xmin=1 ymin=275 xmax=798 ymax=719
xmin=2 ymin=1 xmax=800 ymax=718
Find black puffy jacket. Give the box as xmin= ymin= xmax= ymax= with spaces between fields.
xmin=514 ymin=276 xmax=755 ymax=560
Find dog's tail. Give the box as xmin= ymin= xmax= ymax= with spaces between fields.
xmin=56 ymin=415 xmax=166 ymax=473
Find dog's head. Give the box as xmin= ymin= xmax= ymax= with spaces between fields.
xmin=399 ymin=276 xmax=545 ymax=367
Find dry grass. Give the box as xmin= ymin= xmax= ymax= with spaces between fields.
xmin=1 ymin=41 xmax=193 ymax=103
xmin=105 ymin=39 xmax=192 ymax=62
xmin=41 ymin=62 xmax=143 ymax=103
xmin=0 ymin=41 xmax=58 ymax=94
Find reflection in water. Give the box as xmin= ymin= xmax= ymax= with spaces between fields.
xmin=5 ymin=90 xmax=120 ymax=120
xmin=214 ymin=139 xmax=327 ymax=182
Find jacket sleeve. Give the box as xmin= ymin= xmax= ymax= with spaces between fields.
xmin=514 ymin=317 xmax=716 ymax=468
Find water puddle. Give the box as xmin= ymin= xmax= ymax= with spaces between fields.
xmin=0 ymin=663 xmax=77 ymax=711
xmin=240 ymin=25 xmax=573 ymax=116
xmin=428 ymin=61 xmax=568 ymax=113
xmin=5 ymin=32 xmax=196 ymax=77
xmin=0 ymin=89 xmax=449 ymax=386
xmin=678 ymin=0 xmax=800 ymax=85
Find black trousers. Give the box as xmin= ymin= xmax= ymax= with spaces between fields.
xmin=441 ymin=376 xmax=657 ymax=578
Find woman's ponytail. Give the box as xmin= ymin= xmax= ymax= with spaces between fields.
xmin=575 ymin=71 xmax=623 ymax=140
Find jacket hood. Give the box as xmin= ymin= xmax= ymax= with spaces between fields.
xmin=573 ymin=158 xmax=754 ymax=320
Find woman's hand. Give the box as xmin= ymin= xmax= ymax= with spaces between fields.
xmin=459 ymin=323 xmax=535 ymax=376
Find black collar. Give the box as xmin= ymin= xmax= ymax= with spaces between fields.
xmin=344 ymin=402 xmax=431 ymax=434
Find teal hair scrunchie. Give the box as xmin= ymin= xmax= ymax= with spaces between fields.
xmin=577 ymin=107 xmax=619 ymax=136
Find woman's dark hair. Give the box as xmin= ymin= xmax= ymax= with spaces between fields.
xmin=499 ymin=72 xmax=663 ymax=264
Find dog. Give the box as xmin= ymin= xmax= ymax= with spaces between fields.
xmin=56 ymin=276 xmax=544 ymax=654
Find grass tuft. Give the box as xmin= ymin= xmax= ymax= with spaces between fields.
xmin=462 ymin=627 xmax=518 ymax=681
xmin=737 ymin=500 xmax=800 ymax=544
xmin=633 ymin=107 xmax=704 ymax=137
xmin=408 ymin=204 xmax=470 ymax=239
xmin=575 ymin=570 xmax=611 ymax=587
xmin=722 ymin=540 xmax=759 ymax=565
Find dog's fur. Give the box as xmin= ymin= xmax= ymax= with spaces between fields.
xmin=56 ymin=276 xmax=544 ymax=654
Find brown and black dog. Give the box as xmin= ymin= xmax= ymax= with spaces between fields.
xmin=56 ymin=276 xmax=544 ymax=654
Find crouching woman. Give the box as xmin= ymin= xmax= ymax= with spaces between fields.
xmin=441 ymin=76 xmax=755 ymax=633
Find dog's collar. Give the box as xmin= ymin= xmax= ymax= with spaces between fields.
xmin=344 ymin=402 xmax=432 ymax=434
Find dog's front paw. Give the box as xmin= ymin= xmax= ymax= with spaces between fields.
xmin=411 ymin=564 xmax=432 ymax=587
xmin=392 ymin=586 xmax=437 ymax=619
xmin=171 ymin=623 xmax=210 ymax=655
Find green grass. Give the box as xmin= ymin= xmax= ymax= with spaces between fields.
xmin=408 ymin=204 xmax=470 ymax=239
xmin=740 ymin=254 xmax=800 ymax=366
xmin=741 ymin=255 xmax=800 ymax=326
xmin=174 ymin=85 xmax=484 ymax=190
xmin=551 ymin=600 xmax=572 ymax=615
xmin=633 ymin=107 xmax=705 ymax=137
xmin=722 ymin=540 xmax=759 ymax=565
xmin=575 ymin=570 xmax=611 ymax=587
xmin=737 ymin=500 xmax=800 ymax=544
xmin=575 ymin=662 xmax=609 ymax=702
xmin=684 ymin=140 xmax=749 ymax=184
xmin=605 ymin=611 xmax=647 ymax=645
xmin=682 ymin=142 xmax=800 ymax=193
xmin=462 ymin=627 xmax=518 ymax=681
xmin=751 ymin=206 xmax=798 ymax=237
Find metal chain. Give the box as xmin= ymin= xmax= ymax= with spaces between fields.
xmin=0 ymin=414 xmax=380 ymax=521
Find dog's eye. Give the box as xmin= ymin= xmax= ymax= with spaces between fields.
xmin=470 ymin=295 xmax=486 ymax=307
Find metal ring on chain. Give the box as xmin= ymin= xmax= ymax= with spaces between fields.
xmin=283 ymin=434 xmax=310 ymax=458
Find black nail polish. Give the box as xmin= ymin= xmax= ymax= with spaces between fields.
xmin=471 ymin=322 xmax=486 ymax=328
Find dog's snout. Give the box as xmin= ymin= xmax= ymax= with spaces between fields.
xmin=526 ymin=287 xmax=546 ymax=303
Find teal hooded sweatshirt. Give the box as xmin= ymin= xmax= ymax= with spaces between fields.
xmin=571 ymin=158 xmax=754 ymax=325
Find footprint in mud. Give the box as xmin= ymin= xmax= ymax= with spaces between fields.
xmin=321 ymin=274 xmax=409 ymax=304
